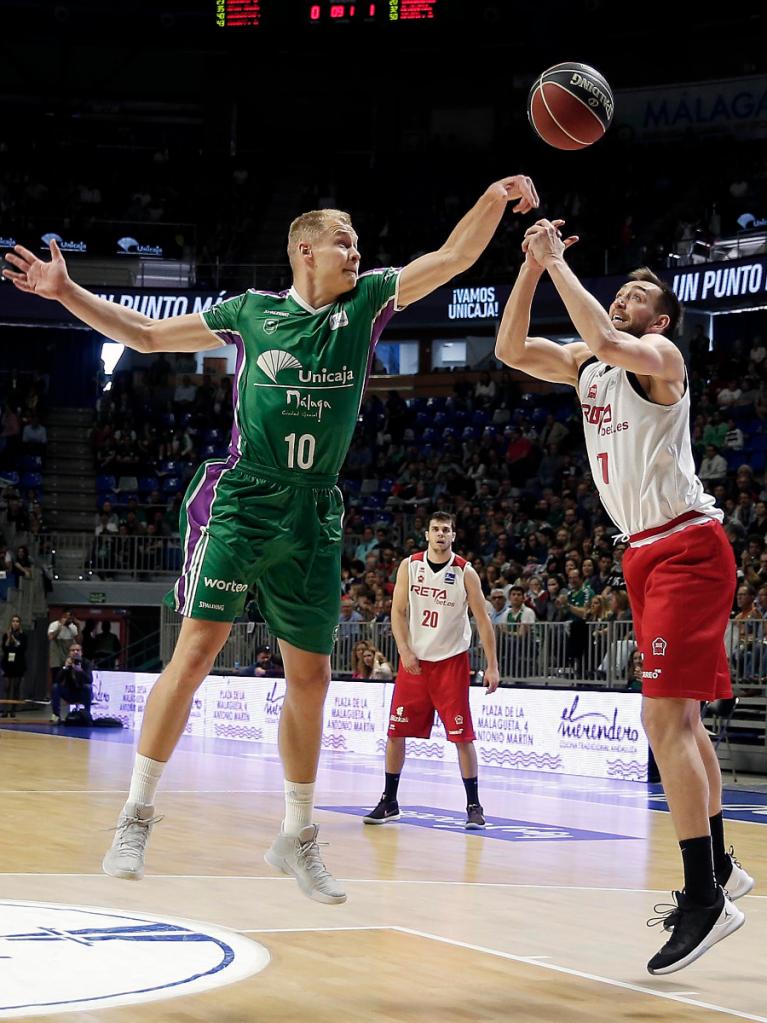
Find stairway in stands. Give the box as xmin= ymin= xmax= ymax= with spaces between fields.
xmin=43 ymin=407 xmax=96 ymax=576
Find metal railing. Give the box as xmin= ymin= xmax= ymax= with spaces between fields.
xmin=159 ymin=610 xmax=638 ymax=687
xmin=159 ymin=612 xmax=767 ymax=693
xmin=35 ymin=533 xmax=182 ymax=580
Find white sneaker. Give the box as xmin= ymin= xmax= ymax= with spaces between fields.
xmin=720 ymin=849 xmax=755 ymax=900
xmin=102 ymin=802 xmax=163 ymax=881
xmin=264 ymin=824 xmax=347 ymax=905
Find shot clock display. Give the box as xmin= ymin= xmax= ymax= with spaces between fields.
xmin=307 ymin=1 xmax=438 ymax=20
xmin=216 ymin=0 xmax=438 ymax=27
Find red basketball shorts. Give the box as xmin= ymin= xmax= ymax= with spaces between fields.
xmin=387 ymin=650 xmax=474 ymax=743
xmin=623 ymin=521 xmax=736 ymax=701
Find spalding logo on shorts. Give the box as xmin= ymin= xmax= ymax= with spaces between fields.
xmin=0 ymin=901 xmax=269 ymax=1017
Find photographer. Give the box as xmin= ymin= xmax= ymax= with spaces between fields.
xmin=47 ymin=608 xmax=80 ymax=696
xmin=50 ymin=642 xmax=94 ymax=724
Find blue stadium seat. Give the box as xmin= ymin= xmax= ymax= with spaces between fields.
xmin=750 ymin=435 xmax=767 ymax=451
xmin=157 ymin=460 xmax=180 ymax=475
xmin=422 ymin=428 xmax=436 ymax=442
xmin=471 ymin=410 xmax=489 ymax=427
xmin=203 ymin=429 xmax=222 ymax=444
xmin=406 ymin=397 xmax=427 ymax=413
xmin=453 ymin=411 xmax=468 ymax=427
xmin=531 ymin=407 xmax=548 ymax=426
xmin=415 ymin=412 xmax=430 ymax=428
xmin=19 ymin=472 xmax=42 ymax=490
xmin=19 ymin=454 xmax=43 ymax=471
xmin=433 ymin=411 xmax=448 ymax=428
xmin=162 ymin=476 xmax=182 ymax=493
xmin=426 ymin=397 xmax=446 ymax=412
xmin=97 ymin=475 xmax=117 ymax=493
xmin=138 ymin=477 xmax=159 ymax=494
xmin=364 ymin=495 xmax=382 ymax=510
xmin=462 ymin=426 xmax=478 ymax=440
xmin=751 ymin=451 xmax=766 ymax=473
xmin=441 ymin=427 xmax=455 ymax=440
xmin=482 ymin=425 xmax=497 ymax=438
xmin=421 ymin=444 xmax=433 ymax=457
xmin=725 ymin=450 xmax=745 ymax=471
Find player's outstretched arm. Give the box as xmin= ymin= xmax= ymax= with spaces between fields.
xmin=391 ymin=559 xmax=420 ymax=676
xmin=3 ymin=241 xmax=222 ymax=354
xmin=396 ymin=175 xmax=539 ymax=308
xmin=464 ymin=568 xmax=500 ymax=693
xmin=525 ymin=221 xmax=684 ymax=383
xmin=495 ymin=221 xmax=587 ymax=386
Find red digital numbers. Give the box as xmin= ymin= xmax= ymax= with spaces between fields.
xmin=330 ymin=3 xmax=345 ymax=16
xmin=310 ymin=3 xmax=321 ymax=18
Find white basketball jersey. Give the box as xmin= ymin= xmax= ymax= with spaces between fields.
xmin=578 ymin=357 xmax=721 ymax=543
xmin=405 ymin=551 xmax=473 ymax=661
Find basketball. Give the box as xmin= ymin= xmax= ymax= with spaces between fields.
xmin=528 ymin=62 xmax=614 ymax=150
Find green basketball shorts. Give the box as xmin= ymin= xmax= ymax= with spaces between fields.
xmin=164 ymin=458 xmax=343 ymax=655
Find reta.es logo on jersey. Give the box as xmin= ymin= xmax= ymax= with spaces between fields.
xmin=203 ymin=577 xmax=248 ymax=593
xmin=581 ymin=402 xmax=613 ymax=428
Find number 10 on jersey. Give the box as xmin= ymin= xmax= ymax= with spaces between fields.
xmin=284 ymin=433 xmax=316 ymax=470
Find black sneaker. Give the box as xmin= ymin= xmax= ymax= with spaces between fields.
xmin=663 ymin=849 xmax=755 ymax=931
xmin=465 ymin=804 xmax=486 ymax=830
xmin=362 ymin=797 xmax=401 ymax=825
xmin=647 ymin=887 xmax=744 ymax=975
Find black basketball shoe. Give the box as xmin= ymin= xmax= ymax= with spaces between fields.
xmin=647 ymin=887 xmax=744 ymax=975
xmin=362 ymin=798 xmax=401 ymax=825
xmin=663 ymin=848 xmax=755 ymax=931
xmin=465 ymin=804 xmax=486 ymax=830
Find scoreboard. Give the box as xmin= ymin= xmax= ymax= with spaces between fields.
xmin=216 ymin=0 xmax=439 ymax=27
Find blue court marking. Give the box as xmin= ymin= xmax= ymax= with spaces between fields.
xmin=319 ymin=805 xmax=639 ymax=842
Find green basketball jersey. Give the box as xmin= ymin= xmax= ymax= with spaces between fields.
xmin=200 ymin=269 xmax=402 ymax=480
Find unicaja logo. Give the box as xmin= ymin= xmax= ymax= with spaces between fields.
xmin=256 ymin=349 xmax=303 ymax=383
xmin=652 ymin=637 xmax=667 ymax=657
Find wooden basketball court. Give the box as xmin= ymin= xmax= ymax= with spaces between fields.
xmin=1 ymin=724 xmax=765 ymax=1022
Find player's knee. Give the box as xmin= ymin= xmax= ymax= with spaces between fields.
xmin=285 ymin=663 xmax=331 ymax=695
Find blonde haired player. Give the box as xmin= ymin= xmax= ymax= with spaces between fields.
xmin=495 ymin=217 xmax=753 ymax=975
xmin=364 ymin=512 xmax=500 ymax=829
xmin=4 ymin=174 xmax=537 ymax=905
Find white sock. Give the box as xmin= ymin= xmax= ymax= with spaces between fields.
xmin=282 ymin=780 xmax=315 ymax=836
xmin=126 ymin=754 xmax=165 ymax=808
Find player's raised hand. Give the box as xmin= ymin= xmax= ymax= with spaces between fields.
xmin=485 ymin=175 xmax=540 ymax=214
xmin=522 ymin=218 xmax=579 ymax=267
xmin=2 ymin=239 xmax=71 ymax=299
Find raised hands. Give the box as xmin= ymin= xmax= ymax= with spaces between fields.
xmin=2 ymin=239 xmax=71 ymax=300
xmin=522 ymin=218 xmax=579 ymax=271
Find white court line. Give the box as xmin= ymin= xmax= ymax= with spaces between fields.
xmin=242 ymin=926 xmax=390 ymax=934
xmin=0 ymin=789 xmax=295 ymax=795
xmin=390 ymin=926 xmax=767 ymax=1023
xmin=2 ymin=874 xmax=764 ymax=899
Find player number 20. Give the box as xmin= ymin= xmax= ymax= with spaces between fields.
xmin=284 ymin=433 xmax=316 ymax=470
xmin=421 ymin=609 xmax=439 ymax=628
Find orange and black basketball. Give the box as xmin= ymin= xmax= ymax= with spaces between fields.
xmin=528 ymin=62 xmax=614 ymax=150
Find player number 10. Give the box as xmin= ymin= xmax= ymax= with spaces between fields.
xmin=284 ymin=433 xmax=316 ymax=470
xmin=596 ymin=451 xmax=609 ymax=484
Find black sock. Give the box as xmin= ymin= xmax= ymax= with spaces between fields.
xmin=462 ymin=776 xmax=479 ymax=806
xmin=709 ymin=812 xmax=729 ymax=875
xmin=383 ymin=772 xmax=400 ymax=801
xmin=679 ymin=835 xmax=718 ymax=905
